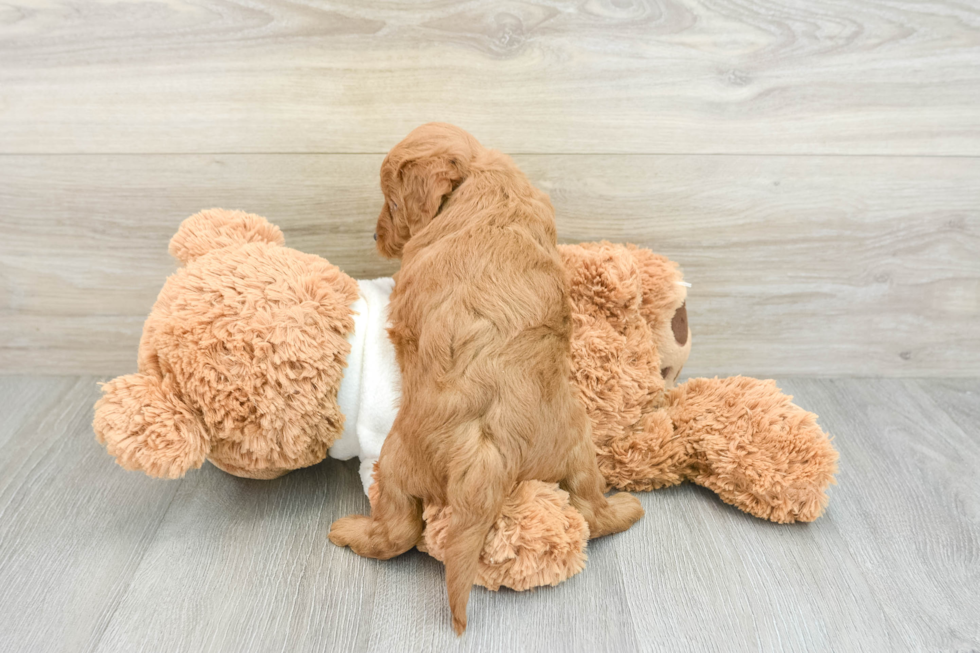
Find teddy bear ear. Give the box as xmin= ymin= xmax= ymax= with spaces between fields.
xmin=168 ymin=208 xmax=285 ymax=265
xmin=559 ymin=242 xmax=643 ymax=320
xmin=93 ymin=372 xmax=209 ymax=479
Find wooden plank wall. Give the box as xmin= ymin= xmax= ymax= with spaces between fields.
xmin=1 ymin=0 xmax=978 ymax=376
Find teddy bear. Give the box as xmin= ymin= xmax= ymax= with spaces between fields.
xmin=94 ymin=208 xmax=838 ymax=591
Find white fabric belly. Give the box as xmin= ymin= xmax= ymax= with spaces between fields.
xmin=328 ymin=277 xmax=400 ymax=494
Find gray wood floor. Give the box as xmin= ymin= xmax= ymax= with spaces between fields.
xmin=0 ymin=376 xmax=977 ymax=652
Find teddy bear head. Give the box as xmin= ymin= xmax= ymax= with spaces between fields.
xmin=94 ymin=209 xmax=360 ymax=479
xmin=560 ymin=241 xmax=691 ymax=422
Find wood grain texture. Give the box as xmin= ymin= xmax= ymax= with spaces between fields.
xmin=1 ymin=376 xmax=977 ymax=652
xmin=1 ymin=153 xmax=977 ymax=376
xmin=1 ymin=0 xmax=979 ymax=155
xmin=916 ymin=378 xmax=980 ymax=439
xmin=92 ymin=455 xmax=378 ymax=652
xmin=777 ymin=378 xmax=980 ymax=650
xmin=0 ymin=377 xmax=182 ymax=653
xmin=0 ymin=375 xmax=75 ymax=448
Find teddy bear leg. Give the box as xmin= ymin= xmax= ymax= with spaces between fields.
xmin=93 ymin=373 xmax=209 ymax=479
xmin=420 ymin=481 xmax=589 ymax=592
xmin=667 ymin=377 xmax=839 ymax=523
xmin=597 ymin=410 xmax=693 ymax=492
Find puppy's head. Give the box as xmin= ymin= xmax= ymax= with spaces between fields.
xmin=375 ymin=123 xmax=481 ymax=258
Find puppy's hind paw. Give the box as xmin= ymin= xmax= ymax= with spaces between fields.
xmin=609 ymin=491 xmax=644 ymax=526
xmin=328 ymin=514 xmax=370 ymax=548
xmin=594 ymin=492 xmax=644 ymax=537
xmin=452 ymin=612 xmax=467 ymax=636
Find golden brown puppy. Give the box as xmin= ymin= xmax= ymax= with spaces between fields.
xmin=329 ymin=123 xmax=644 ymax=634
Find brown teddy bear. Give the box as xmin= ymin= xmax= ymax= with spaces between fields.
xmin=94 ymin=209 xmax=838 ymax=591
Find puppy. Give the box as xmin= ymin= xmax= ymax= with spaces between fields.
xmin=329 ymin=123 xmax=643 ymax=634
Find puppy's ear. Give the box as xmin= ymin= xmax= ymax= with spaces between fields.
xmin=398 ymin=155 xmax=466 ymax=231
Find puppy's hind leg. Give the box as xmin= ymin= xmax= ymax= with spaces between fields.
xmin=329 ymin=437 xmax=423 ymax=560
xmin=442 ymin=434 xmax=508 ymax=636
xmin=561 ymin=436 xmax=644 ymax=539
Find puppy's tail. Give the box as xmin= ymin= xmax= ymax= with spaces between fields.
xmin=443 ymin=439 xmax=507 ymax=636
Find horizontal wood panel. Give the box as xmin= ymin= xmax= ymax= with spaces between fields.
xmin=1 ymin=0 xmax=979 ymax=155
xmin=1 ymin=153 xmax=977 ymax=376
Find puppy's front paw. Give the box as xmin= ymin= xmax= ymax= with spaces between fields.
xmin=329 ymin=514 xmax=370 ymax=548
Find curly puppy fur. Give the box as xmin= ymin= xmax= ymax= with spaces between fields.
xmin=377 ymin=453 xmax=591 ymax=593
xmin=94 ymin=209 xmax=359 ymax=479
xmin=328 ymin=123 xmax=643 ymax=635
xmin=423 ymin=242 xmax=837 ymax=589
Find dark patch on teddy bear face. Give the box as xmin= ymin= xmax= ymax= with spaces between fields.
xmin=672 ymin=302 xmax=688 ymax=345
xmin=661 ymin=366 xmax=672 ymax=380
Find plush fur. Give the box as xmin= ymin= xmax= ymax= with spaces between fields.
xmin=410 ymin=475 xmax=589 ymax=592
xmin=328 ymin=124 xmax=643 ymax=634
xmin=94 ymin=208 xmax=359 ymax=479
